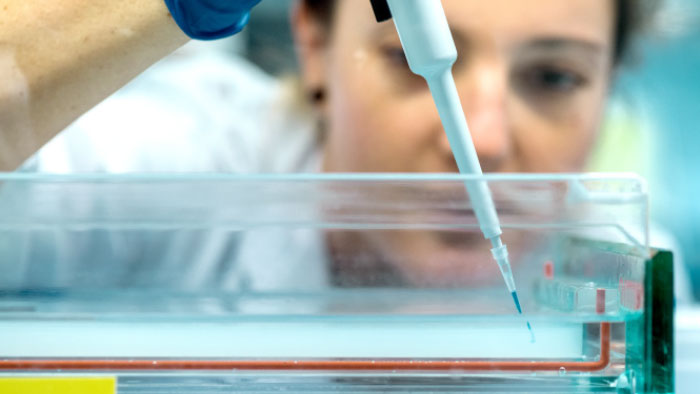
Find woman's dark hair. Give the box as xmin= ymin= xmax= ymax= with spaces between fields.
xmin=303 ymin=0 xmax=658 ymax=66
xmin=614 ymin=0 xmax=659 ymax=65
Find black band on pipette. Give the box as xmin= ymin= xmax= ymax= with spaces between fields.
xmin=370 ymin=0 xmax=392 ymax=22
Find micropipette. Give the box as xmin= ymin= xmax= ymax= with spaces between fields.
xmin=371 ymin=0 xmax=530 ymax=331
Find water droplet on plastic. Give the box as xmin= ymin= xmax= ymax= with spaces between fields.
xmin=615 ymin=373 xmax=630 ymax=388
xmin=559 ymin=367 xmax=566 ymax=376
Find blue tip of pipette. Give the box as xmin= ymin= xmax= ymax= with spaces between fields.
xmin=512 ymin=291 xmax=536 ymax=342
xmin=511 ymin=291 xmax=523 ymax=314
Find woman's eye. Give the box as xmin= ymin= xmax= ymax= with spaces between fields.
xmin=378 ymin=44 xmax=428 ymax=93
xmin=380 ymin=46 xmax=410 ymax=69
xmin=520 ymin=66 xmax=587 ymax=93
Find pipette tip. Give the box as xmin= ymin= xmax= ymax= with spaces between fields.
xmin=512 ymin=291 xmax=536 ymax=342
xmin=511 ymin=291 xmax=523 ymax=314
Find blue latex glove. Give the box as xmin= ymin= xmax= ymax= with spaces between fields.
xmin=164 ymin=0 xmax=262 ymax=40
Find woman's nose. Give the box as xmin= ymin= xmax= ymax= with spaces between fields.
xmin=439 ymin=61 xmax=511 ymax=172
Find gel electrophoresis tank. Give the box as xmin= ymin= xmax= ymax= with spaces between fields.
xmin=0 ymin=174 xmax=673 ymax=393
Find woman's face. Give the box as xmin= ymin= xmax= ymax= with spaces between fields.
xmin=294 ymin=0 xmax=616 ymax=286
xmin=298 ymin=0 xmax=614 ymax=174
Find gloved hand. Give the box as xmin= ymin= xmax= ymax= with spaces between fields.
xmin=164 ymin=0 xmax=262 ymax=40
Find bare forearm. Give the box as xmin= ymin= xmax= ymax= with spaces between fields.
xmin=0 ymin=0 xmax=189 ymax=170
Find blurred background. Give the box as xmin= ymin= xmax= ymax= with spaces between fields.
xmin=186 ymin=0 xmax=700 ymax=300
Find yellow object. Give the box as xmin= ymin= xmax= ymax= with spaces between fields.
xmin=0 ymin=377 xmax=115 ymax=394
xmin=587 ymin=100 xmax=652 ymax=178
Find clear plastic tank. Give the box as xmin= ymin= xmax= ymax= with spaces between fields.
xmin=0 ymin=173 xmax=672 ymax=393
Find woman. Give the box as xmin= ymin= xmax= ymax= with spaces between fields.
xmin=0 ymin=0 xmax=652 ymax=171
xmin=2 ymin=1 xmax=678 ymax=294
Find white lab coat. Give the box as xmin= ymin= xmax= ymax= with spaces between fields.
xmin=7 ymin=47 xmax=330 ymax=291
